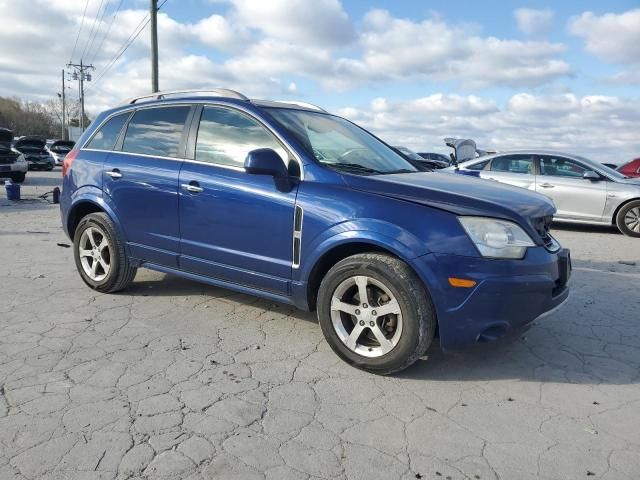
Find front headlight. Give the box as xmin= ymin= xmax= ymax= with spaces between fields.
xmin=17 ymin=155 xmax=26 ymax=163
xmin=459 ymin=216 xmax=535 ymax=259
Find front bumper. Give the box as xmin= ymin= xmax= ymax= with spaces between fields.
xmin=27 ymin=158 xmax=53 ymax=169
xmin=414 ymin=246 xmax=571 ymax=351
xmin=0 ymin=163 xmax=28 ymax=175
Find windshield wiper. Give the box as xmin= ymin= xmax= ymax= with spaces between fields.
xmin=325 ymin=163 xmax=382 ymax=175
xmin=386 ymin=168 xmax=417 ymax=174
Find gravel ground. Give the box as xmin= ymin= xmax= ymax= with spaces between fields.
xmin=1 ymin=171 xmax=639 ymax=480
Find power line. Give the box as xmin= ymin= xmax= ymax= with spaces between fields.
xmin=69 ymin=0 xmax=92 ymax=63
xmin=88 ymin=0 xmax=168 ymax=91
xmin=89 ymin=0 xmax=126 ymax=65
xmin=81 ymin=0 xmax=108 ymax=63
xmin=87 ymin=13 xmax=150 ymax=90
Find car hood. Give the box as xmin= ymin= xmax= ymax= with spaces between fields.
xmin=343 ymin=171 xmax=556 ymax=240
xmin=14 ymin=139 xmax=46 ymax=153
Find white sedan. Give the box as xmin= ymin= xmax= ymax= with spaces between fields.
xmin=446 ymin=150 xmax=640 ymax=237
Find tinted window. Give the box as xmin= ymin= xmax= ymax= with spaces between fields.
xmin=539 ymin=156 xmax=588 ymax=177
xmin=490 ymin=155 xmax=534 ymax=174
xmin=122 ymin=106 xmax=190 ymax=158
xmin=86 ymin=113 xmax=129 ymax=151
xmin=467 ymin=160 xmax=489 ymax=171
xmin=195 ymin=106 xmax=287 ymax=168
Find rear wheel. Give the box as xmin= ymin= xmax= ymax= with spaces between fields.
xmin=616 ymin=200 xmax=640 ymax=237
xmin=73 ymin=213 xmax=137 ymax=292
xmin=317 ymin=253 xmax=436 ymax=375
xmin=11 ymin=173 xmax=25 ymax=183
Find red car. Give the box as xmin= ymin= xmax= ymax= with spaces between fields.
xmin=618 ymin=158 xmax=640 ymax=178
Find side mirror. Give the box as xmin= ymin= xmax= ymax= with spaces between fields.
xmin=244 ymin=148 xmax=288 ymax=177
xmin=583 ymin=171 xmax=601 ymax=180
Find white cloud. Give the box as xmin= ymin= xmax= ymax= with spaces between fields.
xmin=569 ymin=9 xmax=640 ymax=65
xmin=326 ymin=9 xmax=570 ymax=89
xmin=192 ymin=14 xmax=250 ymax=52
xmin=514 ymin=8 xmax=554 ymax=35
xmin=339 ymin=93 xmax=640 ymax=163
xmin=228 ymin=0 xmax=354 ymax=46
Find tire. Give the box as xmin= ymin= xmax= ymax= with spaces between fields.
xmin=317 ymin=253 xmax=436 ymax=375
xmin=73 ymin=212 xmax=137 ymax=293
xmin=11 ymin=173 xmax=25 ymax=183
xmin=615 ymin=200 xmax=640 ymax=237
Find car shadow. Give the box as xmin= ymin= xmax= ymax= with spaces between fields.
xmin=126 ymin=273 xmax=317 ymax=323
xmin=399 ymin=258 xmax=640 ymax=384
xmin=551 ymin=221 xmax=619 ymax=234
xmin=125 ymin=261 xmax=638 ymax=385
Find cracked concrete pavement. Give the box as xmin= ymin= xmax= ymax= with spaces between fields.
xmin=1 ymin=171 xmax=639 ymax=479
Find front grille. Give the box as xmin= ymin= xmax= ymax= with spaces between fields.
xmin=531 ymin=215 xmax=559 ymax=252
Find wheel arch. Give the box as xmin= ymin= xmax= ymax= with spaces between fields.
xmin=611 ymin=197 xmax=640 ymax=224
xmin=67 ymin=197 xmax=123 ymax=242
xmin=303 ymin=235 xmax=431 ymax=312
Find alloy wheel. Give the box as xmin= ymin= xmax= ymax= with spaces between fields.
xmin=330 ymin=275 xmax=403 ymax=358
xmin=624 ymin=207 xmax=640 ymax=233
xmin=78 ymin=226 xmax=111 ymax=282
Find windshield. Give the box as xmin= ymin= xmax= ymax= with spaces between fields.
xmin=266 ymin=108 xmax=417 ymax=175
xmin=50 ymin=141 xmax=75 ymax=152
xmin=394 ymin=146 xmax=424 ymax=161
xmin=575 ymin=155 xmax=628 ymax=180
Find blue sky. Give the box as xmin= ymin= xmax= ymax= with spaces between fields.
xmin=0 ymin=0 xmax=639 ymax=161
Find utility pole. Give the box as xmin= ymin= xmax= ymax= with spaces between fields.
xmin=61 ymin=69 xmax=66 ymax=140
xmin=150 ymin=0 xmax=159 ymax=93
xmin=66 ymin=60 xmax=94 ymax=132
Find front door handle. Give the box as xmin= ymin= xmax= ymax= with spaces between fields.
xmin=540 ymin=183 xmax=555 ymax=188
xmin=181 ymin=182 xmax=203 ymax=194
xmin=106 ymin=169 xmax=122 ymax=179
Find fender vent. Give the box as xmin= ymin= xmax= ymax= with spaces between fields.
xmin=292 ymin=205 xmax=303 ymax=268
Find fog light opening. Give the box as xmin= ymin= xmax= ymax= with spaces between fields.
xmin=477 ymin=325 xmax=509 ymax=343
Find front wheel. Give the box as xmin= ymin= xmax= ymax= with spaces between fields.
xmin=616 ymin=200 xmax=640 ymax=237
xmin=317 ymin=253 xmax=436 ymax=375
xmin=11 ymin=173 xmax=25 ymax=183
xmin=73 ymin=212 xmax=137 ymax=292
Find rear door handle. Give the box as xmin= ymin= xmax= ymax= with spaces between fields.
xmin=106 ymin=169 xmax=122 ymax=179
xmin=181 ymin=182 xmax=203 ymax=194
xmin=540 ymin=183 xmax=555 ymax=188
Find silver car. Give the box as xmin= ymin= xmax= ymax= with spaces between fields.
xmin=447 ymin=150 xmax=640 ymax=237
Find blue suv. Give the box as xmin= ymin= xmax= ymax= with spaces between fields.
xmin=61 ymin=88 xmax=570 ymax=374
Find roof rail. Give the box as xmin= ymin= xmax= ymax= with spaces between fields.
xmin=122 ymin=88 xmax=249 ymax=105
xmin=273 ymin=100 xmax=327 ymax=113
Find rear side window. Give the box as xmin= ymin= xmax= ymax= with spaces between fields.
xmin=490 ymin=155 xmax=534 ymax=174
xmin=195 ymin=106 xmax=287 ymax=168
xmin=467 ymin=160 xmax=489 ymax=171
xmin=85 ymin=113 xmax=129 ymax=151
xmin=122 ymin=106 xmax=190 ymax=158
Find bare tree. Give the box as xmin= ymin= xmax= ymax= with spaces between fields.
xmin=0 ymin=95 xmax=89 ymax=139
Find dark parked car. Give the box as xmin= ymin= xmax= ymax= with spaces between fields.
xmin=60 ymin=88 xmax=570 ymax=374
xmin=393 ymin=146 xmax=448 ymax=170
xmin=618 ymin=158 xmax=640 ymax=178
xmin=0 ymin=128 xmax=28 ymax=182
xmin=47 ymin=140 xmax=76 ymax=166
xmin=14 ymin=136 xmax=54 ymax=171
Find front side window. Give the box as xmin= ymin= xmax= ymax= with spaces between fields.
xmin=539 ymin=156 xmax=588 ymax=178
xmin=266 ymin=108 xmax=417 ymax=175
xmin=122 ymin=106 xmax=190 ymax=158
xmin=195 ymin=106 xmax=287 ymax=168
xmin=490 ymin=155 xmax=534 ymax=174
xmin=86 ymin=113 xmax=129 ymax=151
